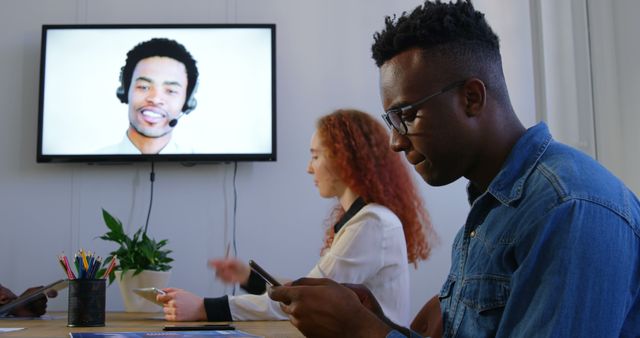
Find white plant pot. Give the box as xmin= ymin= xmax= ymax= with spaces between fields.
xmin=114 ymin=270 xmax=171 ymax=312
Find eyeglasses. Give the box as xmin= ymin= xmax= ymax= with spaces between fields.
xmin=381 ymin=80 xmax=466 ymax=135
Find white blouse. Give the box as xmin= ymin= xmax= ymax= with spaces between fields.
xmin=228 ymin=203 xmax=411 ymax=325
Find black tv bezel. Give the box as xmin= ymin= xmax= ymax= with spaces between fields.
xmin=36 ymin=23 xmax=276 ymax=164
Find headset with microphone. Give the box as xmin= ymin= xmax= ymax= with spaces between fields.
xmin=116 ymin=66 xmax=198 ymax=128
xmin=168 ymin=112 xmax=185 ymax=127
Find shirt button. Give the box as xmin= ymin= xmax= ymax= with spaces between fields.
xmin=470 ymin=230 xmax=476 ymax=238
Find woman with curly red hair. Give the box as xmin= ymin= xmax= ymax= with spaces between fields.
xmin=315 ymin=109 xmax=432 ymax=266
xmin=158 ymin=109 xmax=434 ymax=326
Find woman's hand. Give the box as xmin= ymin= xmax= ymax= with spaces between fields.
xmin=157 ymin=287 xmax=206 ymax=321
xmin=208 ymin=258 xmax=251 ymax=285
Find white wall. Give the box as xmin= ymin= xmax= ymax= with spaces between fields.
xmin=530 ymin=0 xmax=640 ymax=196
xmin=0 ymin=0 xmax=536 ymax=319
xmin=531 ymin=0 xmax=596 ymax=157
xmin=590 ymin=0 xmax=640 ymax=195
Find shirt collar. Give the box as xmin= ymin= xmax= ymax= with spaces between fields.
xmin=333 ymin=197 xmax=367 ymax=233
xmin=468 ymin=122 xmax=552 ymax=207
xmin=124 ymin=132 xmax=179 ymax=154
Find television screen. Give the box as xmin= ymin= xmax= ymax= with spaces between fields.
xmin=37 ymin=24 xmax=276 ymax=163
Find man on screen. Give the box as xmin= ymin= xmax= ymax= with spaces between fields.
xmin=102 ymin=38 xmax=199 ymax=154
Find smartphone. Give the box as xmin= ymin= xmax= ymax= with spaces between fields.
xmin=248 ymin=260 xmax=281 ymax=287
xmin=0 ymin=279 xmax=68 ymax=315
xmin=132 ymin=287 xmax=166 ymax=305
xmin=163 ymin=324 xmax=235 ymax=331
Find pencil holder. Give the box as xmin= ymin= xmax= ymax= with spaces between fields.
xmin=67 ymin=279 xmax=106 ymax=327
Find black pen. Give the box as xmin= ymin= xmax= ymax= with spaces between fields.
xmin=163 ymin=324 xmax=235 ymax=331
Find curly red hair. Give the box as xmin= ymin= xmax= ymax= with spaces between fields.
xmin=317 ymin=109 xmax=434 ymax=265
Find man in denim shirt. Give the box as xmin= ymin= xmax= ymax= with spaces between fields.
xmin=269 ymin=1 xmax=640 ymax=337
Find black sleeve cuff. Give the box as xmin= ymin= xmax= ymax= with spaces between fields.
xmin=203 ymin=295 xmax=232 ymax=322
xmin=241 ymin=270 xmax=267 ymax=295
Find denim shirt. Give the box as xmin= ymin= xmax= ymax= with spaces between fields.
xmin=436 ymin=123 xmax=640 ymax=337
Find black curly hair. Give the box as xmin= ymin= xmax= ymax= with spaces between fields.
xmin=121 ymin=38 xmax=199 ymax=111
xmin=372 ymin=0 xmax=510 ymax=104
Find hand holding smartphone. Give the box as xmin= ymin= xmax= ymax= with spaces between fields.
xmin=0 ymin=279 xmax=67 ymax=315
xmin=248 ymin=260 xmax=281 ymax=287
xmin=132 ymin=287 xmax=166 ymax=305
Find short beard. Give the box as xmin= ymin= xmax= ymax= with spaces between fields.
xmin=130 ymin=123 xmax=172 ymax=139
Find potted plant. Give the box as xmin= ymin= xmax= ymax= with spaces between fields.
xmin=99 ymin=208 xmax=173 ymax=312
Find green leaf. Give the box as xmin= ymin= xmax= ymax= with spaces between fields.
xmin=98 ymin=208 xmax=173 ymax=275
xmin=102 ymin=209 xmax=125 ymax=239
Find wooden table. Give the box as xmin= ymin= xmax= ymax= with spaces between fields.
xmin=0 ymin=312 xmax=304 ymax=337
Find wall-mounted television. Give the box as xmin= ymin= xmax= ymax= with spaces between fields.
xmin=37 ymin=24 xmax=276 ymax=163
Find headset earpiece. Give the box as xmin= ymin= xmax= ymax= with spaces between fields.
xmin=116 ymin=66 xmax=127 ymax=103
xmin=182 ymin=80 xmax=198 ymax=114
xmin=182 ymin=96 xmax=197 ymax=114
